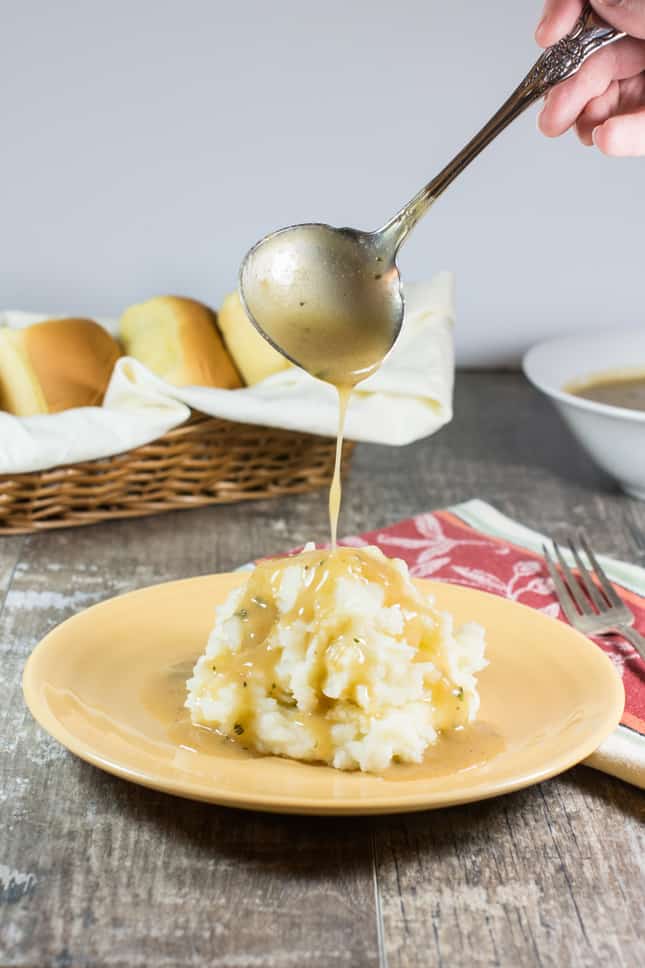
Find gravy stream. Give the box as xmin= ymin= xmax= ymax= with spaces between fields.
xmin=329 ymin=386 xmax=351 ymax=547
xmin=255 ymin=291 xmax=395 ymax=546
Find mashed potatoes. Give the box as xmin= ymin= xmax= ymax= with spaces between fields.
xmin=186 ymin=545 xmax=487 ymax=772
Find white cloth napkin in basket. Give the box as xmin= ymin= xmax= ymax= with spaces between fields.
xmin=0 ymin=272 xmax=455 ymax=474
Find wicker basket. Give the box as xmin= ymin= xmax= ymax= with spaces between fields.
xmin=0 ymin=413 xmax=354 ymax=535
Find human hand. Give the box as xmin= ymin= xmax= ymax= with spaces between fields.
xmin=535 ymin=1 xmax=645 ymax=155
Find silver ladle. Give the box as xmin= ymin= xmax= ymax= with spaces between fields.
xmin=240 ymin=4 xmax=623 ymax=386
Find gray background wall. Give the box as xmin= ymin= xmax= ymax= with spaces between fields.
xmin=1 ymin=0 xmax=642 ymax=365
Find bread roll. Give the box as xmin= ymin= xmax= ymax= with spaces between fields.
xmin=0 ymin=318 xmax=121 ymax=416
xmin=119 ymin=295 xmax=242 ymax=389
xmin=217 ymin=291 xmax=291 ymax=386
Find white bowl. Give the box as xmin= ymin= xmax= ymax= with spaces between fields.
xmin=523 ymin=328 xmax=645 ymax=500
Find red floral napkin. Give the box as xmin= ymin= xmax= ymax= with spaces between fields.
xmin=334 ymin=500 xmax=645 ymax=788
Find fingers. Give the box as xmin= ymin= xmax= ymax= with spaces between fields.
xmin=533 ymin=0 xmax=645 ymax=155
xmin=591 ymin=1 xmax=645 ymax=41
xmin=537 ymin=36 xmax=645 ymax=135
xmin=575 ymin=81 xmax=622 ymax=142
xmin=593 ymin=104 xmax=645 ymax=153
xmin=536 ymin=0 xmax=584 ymax=47
xmin=534 ymin=2 xmax=645 ymax=53
xmin=575 ymin=71 xmax=645 ymax=142
xmin=575 ymin=81 xmax=621 ymax=142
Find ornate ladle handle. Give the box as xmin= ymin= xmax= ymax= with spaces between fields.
xmin=523 ymin=1 xmax=624 ymax=95
xmin=381 ymin=3 xmax=625 ymax=248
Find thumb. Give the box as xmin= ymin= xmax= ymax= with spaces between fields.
xmin=591 ymin=0 xmax=645 ymax=39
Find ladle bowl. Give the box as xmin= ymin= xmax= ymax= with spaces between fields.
xmin=240 ymin=4 xmax=623 ymax=383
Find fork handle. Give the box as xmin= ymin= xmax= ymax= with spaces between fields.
xmin=615 ymin=625 xmax=645 ymax=662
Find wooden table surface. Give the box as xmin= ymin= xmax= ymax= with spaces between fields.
xmin=1 ymin=372 xmax=644 ymax=968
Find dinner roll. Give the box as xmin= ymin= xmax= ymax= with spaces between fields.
xmin=119 ymin=295 xmax=242 ymax=389
xmin=217 ymin=291 xmax=291 ymax=386
xmin=0 ymin=318 xmax=121 ymax=416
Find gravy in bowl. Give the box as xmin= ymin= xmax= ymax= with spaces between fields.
xmin=566 ymin=371 xmax=645 ymax=413
xmin=523 ymin=330 xmax=645 ymax=501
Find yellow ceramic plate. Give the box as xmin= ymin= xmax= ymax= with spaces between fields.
xmin=23 ymin=574 xmax=624 ymax=815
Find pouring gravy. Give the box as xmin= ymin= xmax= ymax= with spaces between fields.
xmin=256 ymin=295 xmax=397 ymax=546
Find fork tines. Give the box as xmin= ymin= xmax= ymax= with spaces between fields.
xmin=542 ymin=531 xmax=623 ymax=622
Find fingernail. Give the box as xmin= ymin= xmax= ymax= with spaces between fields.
xmin=592 ymin=125 xmax=601 ymax=144
xmin=597 ymin=1 xmax=622 ymax=7
xmin=535 ymin=17 xmax=547 ymax=39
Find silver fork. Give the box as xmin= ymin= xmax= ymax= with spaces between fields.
xmin=543 ymin=532 xmax=645 ymax=661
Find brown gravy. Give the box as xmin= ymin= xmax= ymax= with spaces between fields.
xmin=143 ymin=657 xmax=505 ymax=778
xmin=251 ymin=279 xmax=396 ymax=546
xmin=567 ymin=371 xmax=645 ymax=412
xmin=189 ymin=547 xmax=470 ymax=762
xmin=184 ymin=274 xmax=482 ymax=773
xmin=328 ymin=386 xmax=351 ymax=547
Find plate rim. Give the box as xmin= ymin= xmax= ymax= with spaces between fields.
xmin=22 ymin=574 xmax=625 ymax=815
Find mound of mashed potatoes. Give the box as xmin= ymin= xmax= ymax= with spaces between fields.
xmin=186 ymin=545 xmax=487 ymax=772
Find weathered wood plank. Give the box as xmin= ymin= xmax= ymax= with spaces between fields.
xmin=2 ymin=373 xmax=645 ymax=968
xmin=374 ymin=769 xmax=644 ymax=968
xmin=0 ymin=523 xmax=378 ymax=968
xmin=0 ymin=534 xmax=24 ymax=615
